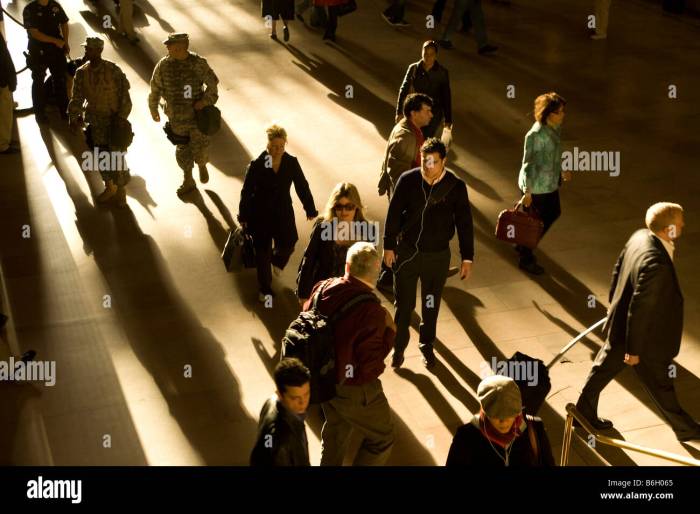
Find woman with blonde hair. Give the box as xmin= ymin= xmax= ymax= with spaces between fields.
xmin=296 ymin=183 xmax=374 ymax=304
xmin=516 ymin=92 xmax=571 ymax=275
xmin=239 ymin=124 xmax=318 ymax=301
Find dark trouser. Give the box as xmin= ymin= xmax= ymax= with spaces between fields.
xmin=29 ymin=45 xmax=68 ymax=117
xmin=383 ymin=0 xmax=407 ymax=21
xmin=324 ymin=6 xmax=340 ymax=36
xmin=432 ymin=0 xmax=470 ymax=27
xmin=517 ymin=189 xmax=560 ymax=263
xmin=577 ymin=341 xmax=700 ymax=440
xmin=254 ymin=236 xmax=295 ymax=294
xmin=320 ymin=379 xmax=394 ymax=466
xmin=393 ymin=247 xmax=451 ymax=356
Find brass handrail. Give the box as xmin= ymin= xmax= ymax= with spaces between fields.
xmin=561 ymin=403 xmax=700 ymax=466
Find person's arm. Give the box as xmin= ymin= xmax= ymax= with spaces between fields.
xmin=626 ymin=256 xmax=675 ymax=357
xmin=386 ymin=132 xmax=415 ymax=186
xmin=67 ymin=68 xmax=85 ymax=125
xmin=147 ymin=61 xmax=163 ymax=121
xmin=442 ymin=68 xmax=452 ymax=127
xmin=60 ymin=22 xmax=69 ymax=54
xmin=291 ymin=158 xmax=318 ymax=219
xmin=196 ymin=58 xmax=219 ymax=109
xmin=117 ymin=66 xmax=132 ymax=119
xmin=382 ymin=174 xmax=410 ymax=253
xmin=296 ymin=223 xmax=323 ymax=301
xmin=453 ymin=180 xmax=475 ymax=262
xmin=535 ymin=420 xmax=555 ymax=466
xmin=520 ymin=132 xmax=536 ymax=194
xmin=446 ymin=427 xmax=473 ymax=466
xmin=238 ymin=162 xmax=255 ymax=225
xmin=395 ymin=64 xmax=414 ymax=121
xmin=609 ymin=247 xmax=625 ymax=303
xmin=270 ymin=434 xmax=295 ymax=467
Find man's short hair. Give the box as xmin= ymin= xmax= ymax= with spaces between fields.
xmin=274 ymin=358 xmax=310 ymax=394
xmin=645 ymin=202 xmax=683 ymax=233
xmin=403 ymin=93 xmax=433 ymax=119
xmin=346 ymin=242 xmax=379 ymax=280
xmin=420 ymin=137 xmax=447 ymax=160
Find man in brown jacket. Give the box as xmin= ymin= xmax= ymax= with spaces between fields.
xmin=378 ymin=93 xmax=433 ymax=198
xmin=304 ymin=242 xmax=397 ymax=465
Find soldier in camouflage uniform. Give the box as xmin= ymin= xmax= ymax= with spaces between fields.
xmin=148 ymin=33 xmax=219 ymax=196
xmin=68 ymin=37 xmax=132 ymax=208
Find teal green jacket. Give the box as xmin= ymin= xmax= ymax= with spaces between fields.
xmin=518 ymin=121 xmax=562 ymax=194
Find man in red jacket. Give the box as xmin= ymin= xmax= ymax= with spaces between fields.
xmin=304 ymin=242 xmax=396 ymax=465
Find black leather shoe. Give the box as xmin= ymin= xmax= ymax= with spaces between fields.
xmin=391 ymin=352 xmax=404 ymax=369
xmin=421 ymin=351 xmax=436 ymax=369
xmin=519 ymin=260 xmax=544 ymax=275
xmin=574 ymin=416 xmax=614 ymax=430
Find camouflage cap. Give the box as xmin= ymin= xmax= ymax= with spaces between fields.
xmin=81 ymin=37 xmax=104 ymax=50
xmin=162 ymin=33 xmax=189 ymax=45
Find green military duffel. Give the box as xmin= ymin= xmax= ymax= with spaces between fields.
xmin=195 ymin=105 xmax=221 ymax=136
xmin=110 ymin=116 xmax=134 ymax=151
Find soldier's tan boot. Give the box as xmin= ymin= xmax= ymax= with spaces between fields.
xmin=98 ymin=181 xmax=118 ymax=203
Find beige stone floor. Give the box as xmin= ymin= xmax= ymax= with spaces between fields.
xmin=1 ymin=0 xmax=700 ymax=466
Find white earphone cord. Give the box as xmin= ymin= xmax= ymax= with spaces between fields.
xmin=393 ymin=181 xmax=435 ymax=275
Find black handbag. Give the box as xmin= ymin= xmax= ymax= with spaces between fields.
xmin=336 ymin=0 xmax=357 ymax=17
xmin=222 ymin=228 xmax=256 ymax=271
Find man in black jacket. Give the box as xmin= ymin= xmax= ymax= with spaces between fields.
xmin=250 ymin=358 xmax=311 ymax=466
xmin=577 ymin=202 xmax=700 ymax=441
xmin=383 ymin=138 xmax=474 ymax=369
xmin=395 ymin=41 xmax=452 ymax=139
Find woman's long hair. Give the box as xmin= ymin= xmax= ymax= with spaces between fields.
xmin=320 ymin=183 xmax=366 ymax=223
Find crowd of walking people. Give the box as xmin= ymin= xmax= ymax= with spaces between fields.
xmin=2 ymin=0 xmax=699 ymax=467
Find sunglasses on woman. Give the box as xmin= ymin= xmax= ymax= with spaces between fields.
xmin=334 ymin=203 xmax=356 ymax=212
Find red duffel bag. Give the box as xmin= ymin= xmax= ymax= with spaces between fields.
xmin=495 ymin=199 xmax=544 ymax=249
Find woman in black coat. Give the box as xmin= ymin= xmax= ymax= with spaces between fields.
xmin=239 ymin=125 xmax=317 ymax=301
xmin=296 ymin=183 xmax=374 ymax=304
xmin=446 ymin=375 xmax=555 ymax=467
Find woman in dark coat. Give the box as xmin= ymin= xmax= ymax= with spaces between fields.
xmin=314 ymin=0 xmax=349 ymax=41
xmin=262 ymin=0 xmax=294 ymax=41
xmin=296 ymin=182 xmax=374 ymax=304
xmin=239 ymin=125 xmax=318 ymax=301
xmin=446 ymin=375 xmax=555 ymax=467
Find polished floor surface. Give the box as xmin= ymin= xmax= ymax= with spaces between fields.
xmin=1 ymin=0 xmax=700 ymax=465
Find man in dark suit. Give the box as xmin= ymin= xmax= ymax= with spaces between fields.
xmin=576 ymin=202 xmax=700 ymax=442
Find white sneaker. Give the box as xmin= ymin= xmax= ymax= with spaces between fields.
xmin=272 ymin=266 xmax=283 ymax=277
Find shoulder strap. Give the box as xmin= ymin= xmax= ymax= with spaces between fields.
xmin=330 ymin=293 xmax=379 ymax=324
xmin=311 ymin=279 xmax=333 ymax=311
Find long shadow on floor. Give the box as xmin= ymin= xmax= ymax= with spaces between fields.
xmin=39 ymin=128 xmax=257 ymax=465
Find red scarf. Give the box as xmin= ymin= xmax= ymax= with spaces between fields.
xmin=479 ymin=409 xmax=524 ymax=449
xmin=409 ymin=120 xmax=425 ymax=168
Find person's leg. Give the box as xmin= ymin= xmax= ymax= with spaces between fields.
xmin=467 ymin=0 xmax=490 ymax=49
xmin=255 ymin=236 xmax=274 ymax=295
xmin=442 ymin=0 xmax=468 ymax=42
xmin=30 ymin=54 xmax=49 ymax=121
xmin=327 ymin=6 xmax=338 ymax=36
xmin=46 ymin=47 xmax=68 ymax=117
xmin=417 ymin=249 xmax=450 ymax=359
xmin=271 ymin=240 xmax=295 ymax=270
xmin=172 ymin=123 xmax=196 ymax=194
xmin=634 ymin=360 xmax=700 ymax=440
xmin=351 ymin=380 xmax=395 ymax=466
xmin=431 ymin=0 xmax=448 ymax=23
xmin=537 ymin=190 xmax=561 ymax=237
xmin=576 ymin=341 xmax=627 ymax=421
xmin=119 ymin=0 xmax=137 ymax=39
xmin=0 ymin=86 xmax=13 ymax=151
xmin=392 ymin=248 xmax=421 ymax=362
xmin=190 ymin=127 xmax=210 ymax=184
xmin=320 ymin=387 xmax=356 ymax=466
